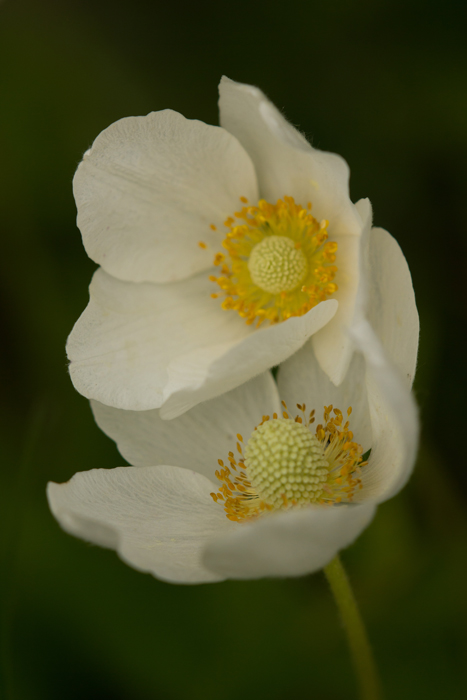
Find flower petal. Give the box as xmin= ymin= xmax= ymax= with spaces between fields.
xmin=219 ymin=76 xmax=362 ymax=237
xmin=366 ymin=227 xmax=419 ymax=386
xmin=349 ymin=220 xmax=419 ymax=501
xmin=203 ymin=503 xmax=376 ymax=579
xmin=277 ymin=344 xmax=373 ymax=453
xmin=160 ymin=297 xmax=337 ymax=418
xmin=351 ymin=320 xmax=419 ymax=502
xmin=91 ymin=372 xmax=281 ymax=481
xmin=74 ymin=110 xmax=259 ymax=283
xmin=67 ymin=268 xmax=337 ymax=414
xmin=47 ymin=465 xmax=235 ymax=584
xmin=312 ymin=198 xmax=372 ymax=385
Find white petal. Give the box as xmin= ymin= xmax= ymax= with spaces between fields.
xmin=160 ymin=298 xmax=337 ymax=418
xmin=91 ymin=372 xmax=281 ymax=481
xmin=277 ymin=343 xmax=373 ymax=453
xmin=351 ymin=320 xmax=419 ymax=503
xmin=219 ymin=77 xmax=362 ymax=238
xmin=348 ymin=221 xmax=419 ymax=501
xmin=203 ymin=503 xmax=376 ymax=579
xmin=74 ymin=110 xmax=258 ymax=283
xmin=47 ymin=465 xmax=235 ymax=584
xmin=312 ymin=199 xmax=372 ymax=385
xmin=67 ymin=268 xmax=337 ymax=414
xmin=67 ymin=268 xmax=247 ymax=410
xmin=366 ymin=227 xmax=419 ymax=387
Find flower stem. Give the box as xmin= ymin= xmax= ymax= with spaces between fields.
xmin=324 ymin=555 xmax=383 ymax=700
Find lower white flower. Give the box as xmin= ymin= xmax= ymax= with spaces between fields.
xmin=48 ymin=228 xmax=418 ymax=582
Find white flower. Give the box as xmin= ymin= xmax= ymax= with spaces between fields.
xmin=48 ymin=227 xmax=419 ymax=583
xmin=67 ymin=76 xmax=371 ymax=419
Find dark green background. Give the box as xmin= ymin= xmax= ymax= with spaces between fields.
xmin=1 ymin=0 xmax=466 ymax=698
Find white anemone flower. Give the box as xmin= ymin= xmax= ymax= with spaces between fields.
xmin=48 ymin=228 xmax=419 ymax=583
xmin=67 ymin=76 xmax=374 ymax=419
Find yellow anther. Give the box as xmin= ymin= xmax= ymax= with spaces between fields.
xmin=212 ymin=399 xmax=366 ymax=520
xmin=210 ymin=196 xmax=338 ymax=326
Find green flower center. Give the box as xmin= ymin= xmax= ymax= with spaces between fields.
xmin=244 ymin=418 xmax=329 ymax=507
xmin=248 ymin=235 xmax=308 ymax=294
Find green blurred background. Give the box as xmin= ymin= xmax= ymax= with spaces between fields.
xmin=1 ymin=0 xmax=466 ymax=698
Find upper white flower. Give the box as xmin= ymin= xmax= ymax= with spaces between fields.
xmin=49 ymin=226 xmax=419 ymax=583
xmin=67 ymin=76 xmax=371 ymax=418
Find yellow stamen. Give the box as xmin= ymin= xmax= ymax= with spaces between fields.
xmin=209 ymin=196 xmax=338 ymax=326
xmin=211 ymin=403 xmax=365 ymax=522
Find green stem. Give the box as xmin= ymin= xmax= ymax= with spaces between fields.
xmin=324 ymin=555 xmax=383 ymax=700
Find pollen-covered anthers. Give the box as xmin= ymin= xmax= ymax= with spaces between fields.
xmin=316 ymin=405 xmax=365 ymax=503
xmin=211 ymin=401 xmax=367 ymax=523
xmin=209 ymin=196 xmax=338 ymax=327
xmin=210 ymin=441 xmax=272 ymax=522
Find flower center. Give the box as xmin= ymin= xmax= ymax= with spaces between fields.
xmin=208 ymin=196 xmax=338 ymax=327
xmin=248 ymin=236 xmax=308 ymax=294
xmin=210 ymin=403 xmax=367 ymax=522
xmin=244 ymin=418 xmax=329 ymax=507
